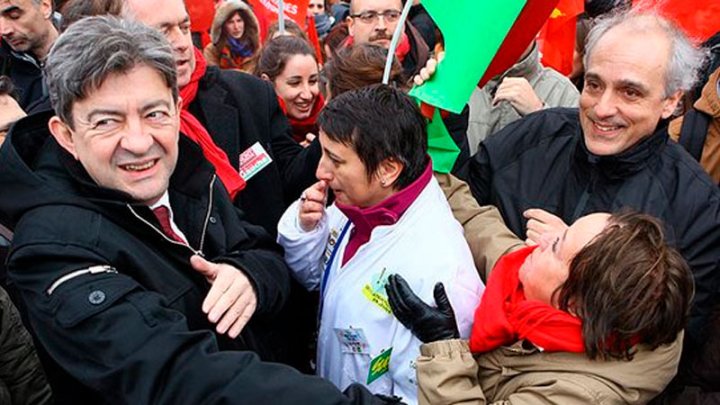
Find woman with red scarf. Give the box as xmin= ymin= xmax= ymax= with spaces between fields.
xmin=387 ymin=211 xmax=694 ymax=405
xmin=255 ymin=36 xmax=324 ymax=145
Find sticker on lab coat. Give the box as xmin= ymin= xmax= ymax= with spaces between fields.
xmin=238 ymin=142 xmax=272 ymax=181
xmin=335 ymin=327 xmax=370 ymax=354
xmin=367 ymin=348 xmax=392 ymax=384
xmin=362 ymin=268 xmax=391 ymax=314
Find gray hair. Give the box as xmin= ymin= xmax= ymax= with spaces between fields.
xmin=583 ymin=10 xmax=707 ymax=97
xmin=45 ymin=15 xmax=178 ymax=127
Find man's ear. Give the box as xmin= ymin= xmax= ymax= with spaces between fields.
xmin=660 ymin=90 xmax=683 ymax=119
xmin=41 ymin=0 xmax=53 ymax=19
xmin=48 ymin=116 xmax=78 ymax=159
xmin=260 ymin=73 xmax=271 ymax=82
xmin=377 ymin=157 xmax=404 ymax=188
xmin=346 ymin=16 xmax=354 ymax=37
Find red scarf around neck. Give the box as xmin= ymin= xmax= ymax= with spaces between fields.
xmin=179 ymin=48 xmax=245 ymax=199
xmin=277 ymin=92 xmax=325 ymax=143
xmin=469 ymin=246 xmax=585 ymax=354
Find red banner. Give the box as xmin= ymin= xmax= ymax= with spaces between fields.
xmin=537 ymin=0 xmax=583 ymax=76
xmin=187 ymin=0 xmax=216 ymax=47
xmin=633 ymin=0 xmax=720 ymax=43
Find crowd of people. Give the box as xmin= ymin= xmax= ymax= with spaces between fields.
xmin=0 ymin=0 xmax=718 ymax=404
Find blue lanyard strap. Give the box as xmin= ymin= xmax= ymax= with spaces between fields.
xmin=319 ymin=221 xmax=351 ymax=302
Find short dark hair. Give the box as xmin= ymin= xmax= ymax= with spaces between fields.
xmin=324 ymin=43 xmax=405 ymax=98
xmin=317 ymin=84 xmax=427 ymax=189
xmin=556 ymin=211 xmax=694 ymax=360
xmin=254 ymin=35 xmax=317 ymax=81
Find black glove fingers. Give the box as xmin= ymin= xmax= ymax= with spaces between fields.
xmin=386 ymin=275 xmax=414 ymax=326
xmin=433 ymin=282 xmax=457 ymax=319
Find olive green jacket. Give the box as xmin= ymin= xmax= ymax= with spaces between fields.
xmin=416 ymin=335 xmax=682 ymax=405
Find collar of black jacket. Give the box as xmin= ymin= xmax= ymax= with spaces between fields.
xmin=574 ymin=120 xmax=670 ymax=181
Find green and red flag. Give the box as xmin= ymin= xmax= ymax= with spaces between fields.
xmin=406 ymin=0 xmax=559 ymax=172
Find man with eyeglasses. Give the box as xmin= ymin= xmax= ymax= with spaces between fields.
xmin=346 ymin=0 xmax=430 ymax=78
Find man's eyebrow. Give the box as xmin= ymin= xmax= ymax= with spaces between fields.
xmin=140 ymin=99 xmax=173 ymax=113
xmin=1 ymin=5 xmax=20 ymax=16
xmin=616 ymin=79 xmax=649 ymax=94
xmin=584 ymin=72 xmax=602 ymax=82
xmin=84 ymin=109 xmax=123 ymax=122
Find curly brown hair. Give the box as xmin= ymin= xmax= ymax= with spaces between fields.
xmin=556 ymin=211 xmax=694 ymax=360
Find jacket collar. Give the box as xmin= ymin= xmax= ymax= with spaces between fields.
xmin=335 ymin=160 xmax=432 ymax=265
xmin=574 ymin=122 xmax=669 ymax=180
xmin=694 ymin=67 xmax=720 ymax=118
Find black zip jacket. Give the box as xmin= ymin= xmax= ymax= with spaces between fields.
xmin=460 ymin=107 xmax=720 ymax=350
xmin=0 ymin=40 xmax=45 ymax=110
xmin=0 ymin=111 xmax=396 ymax=405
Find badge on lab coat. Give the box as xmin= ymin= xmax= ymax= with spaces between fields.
xmin=335 ymin=327 xmax=370 ymax=354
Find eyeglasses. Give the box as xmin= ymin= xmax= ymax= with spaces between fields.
xmin=350 ymin=9 xmax=402 ymax=24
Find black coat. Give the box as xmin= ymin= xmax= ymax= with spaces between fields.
xmin=0 ymin=41 xmax=45 ymax=110
xmin=189 ymin=67 xmax=320 ymax=236
xmin=0 ymin=112 xmax=391 ymax=405
xmin=460 ymin=107 xmax=720 ymax=350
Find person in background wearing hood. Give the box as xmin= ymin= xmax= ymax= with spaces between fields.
xmin=204 ymin=0 xmax=261 ymax=73
xmin=255 ymin=36 xmax=324 ymax=146
xmin=309 ymin=0 xmax=334 ymax=39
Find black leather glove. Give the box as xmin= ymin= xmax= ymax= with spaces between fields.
xmin=385 ymin=274 xmax=460 ymax=343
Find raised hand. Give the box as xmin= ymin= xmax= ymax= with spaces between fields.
xmin=524 ymin=208 xmax=568 ymax=246
xmin=492 ymin=77 xmax=544 ymax=116
xmin=385 ymin=274 xmax=459 ymax=343
xmin=298 ymin=180 xmax=328 ymax=232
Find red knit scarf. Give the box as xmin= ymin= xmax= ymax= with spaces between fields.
xmin=179 ymin=48 xmax=246 ymax=199
xmin=277 ymin=92 xmax=325 ymax=143
xmin=469 ymin=246 xmax=585 ymax=354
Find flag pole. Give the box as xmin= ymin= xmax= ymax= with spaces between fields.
xmin=383 ymin=0 xmax=413 ymax=84
xmin=278 ymin=0 xmax=286 ymax=35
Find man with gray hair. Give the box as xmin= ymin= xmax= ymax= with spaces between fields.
xmin=0 ymin=16 xmax=398 ymax=404
xmin=460 ymin=10 xmax=720 ymax=375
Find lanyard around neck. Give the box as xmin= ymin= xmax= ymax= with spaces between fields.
xmin=319 ymin=221 xmax=351 ymax=309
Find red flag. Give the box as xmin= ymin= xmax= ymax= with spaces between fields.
xmin=186 ymin=0 xmax=215 ymax=47
xmin=306 ymin=15 xmax=324 ymax=65
xmin=479 ymin=0 xmax=560 ymax=87
xmin=632 ymin=0 xmax=720 ymax=43
xmin=537 ymin=0 xmax=583 ymax=76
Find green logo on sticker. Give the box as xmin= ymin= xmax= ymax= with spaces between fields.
xmin=367 ymin=348 xmax=392 ymax=384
